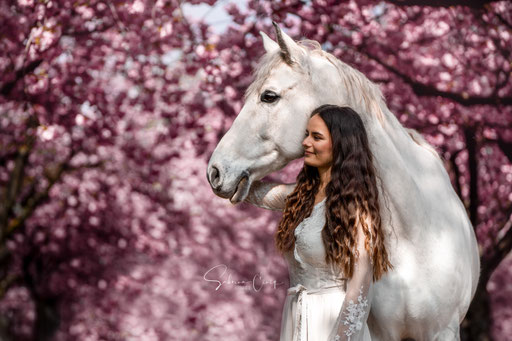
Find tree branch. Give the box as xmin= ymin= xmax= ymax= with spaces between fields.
xmin=480 ymin=210 xmax=512 ymax=285
xmin=362 ymin=49 xmax=512 ymax=106
xmin=0 ymin=114 xmax=39 ymax=241
xmin=449 ymin=149 xmax=464 ymax=203
xmin=0 ymin=59 xmax=43 ymax=97
xmin=0 ymin=273 xmax=22 ymax=301
xmin=496 ymin=139 xmax=512 ymax=163
xmin=386 ymin=0 xmax=494 ymax=8
xmin=3 ymin=159 xmax=105 ymax=241
xmin=495 ymin=11 xmax=512 ymax=30
xmin=0 ymin=151 xmax=19 ymax=169
xmin=1 ymin=149 xmax=78 ymax=241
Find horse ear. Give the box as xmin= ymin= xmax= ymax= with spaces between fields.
xmin=272 ymin=21 xmax=300 ymax=65
xmin=259 ymin=31 xmax=279 ymax=54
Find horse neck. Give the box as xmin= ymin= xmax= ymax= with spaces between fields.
xmin=371 ymin=106 xmax=424 ymax=170
xmin=320 ymin=54 xmax=432 ymax=171
xmin=358 ymin=103 xmax=437 ymax=236
xmin=319 ymin=56 xmax=452 ymax=237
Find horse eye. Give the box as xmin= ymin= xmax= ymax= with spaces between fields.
xmin=260 ymin=90 xmax=280 ymax=103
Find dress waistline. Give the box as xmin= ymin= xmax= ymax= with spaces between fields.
xmin=287 ymin=283 xmax=345 ymax=341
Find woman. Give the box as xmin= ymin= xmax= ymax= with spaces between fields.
xmin=244 ymin=105 xmax=393 ymax=341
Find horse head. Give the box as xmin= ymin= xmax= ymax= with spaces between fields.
xmin=206 ymin=23 xmax=343 ymax=204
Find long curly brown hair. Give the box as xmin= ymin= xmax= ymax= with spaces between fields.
xmin=275 ymin=105 xmax=392 ymax=281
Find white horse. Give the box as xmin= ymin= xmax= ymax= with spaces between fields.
xmin=206 ymin=23 xmax=480 ymax=341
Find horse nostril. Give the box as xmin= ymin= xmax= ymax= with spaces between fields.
xmin=209 ymin=165 xmax=222 ymax=189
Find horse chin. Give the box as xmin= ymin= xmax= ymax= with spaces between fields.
xmin=230 ymin=174 xmax=250 ymax=204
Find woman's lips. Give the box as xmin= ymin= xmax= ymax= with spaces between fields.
xmin=304 ymin=151 xmax=314 ymax=155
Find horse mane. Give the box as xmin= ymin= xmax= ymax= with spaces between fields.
xmin=297 ymin=39 xmax=387 ymax=124
xmin=299 ymin=39 xmax=443 ymax=162
xmin=404 ymin=128 xmax=442 ymax=159
xmin=245 ymin=38 xmax=442 ymax=162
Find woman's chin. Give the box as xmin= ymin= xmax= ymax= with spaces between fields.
xmin=304 ymin=159 xmax=315 ymax=167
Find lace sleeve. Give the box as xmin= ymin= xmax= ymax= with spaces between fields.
xmin=243 ymin=180 xmax=296 ymax=211
xmin=328 ymin=221 xmax=374 ymax=341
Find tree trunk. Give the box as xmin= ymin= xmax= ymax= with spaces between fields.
xmin=461 ymin=280 xmax=492 ymax=341
xmin=22 ymin=252 xmax=60 ymax=341
xmin=0 ymin=315 xmax=13 ymax=341
xmin=33 ymin=298 xmax=60 ymax=341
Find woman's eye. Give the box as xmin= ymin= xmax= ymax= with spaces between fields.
xmin=260 ymin=90 xmax=280 ymax=103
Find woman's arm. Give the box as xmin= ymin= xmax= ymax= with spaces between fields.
xmin=328 ymin=222 xmax=374 ymax=341
xmin=243 ymin=180 xmax=296 ymax=211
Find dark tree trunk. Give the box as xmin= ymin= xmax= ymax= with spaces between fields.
xmin=461 ymin=280 xmax=492 ymax=341
xmin=0 ymin=315 xmax=13 ymax=341
xmin=463 ymin=126 xmax=478 ymax=226
xmin=33 ymin=298 xmax=60 ymax=341
xmin=23 ymin=252 xmax=61 ymax=341
xmin=459 ymin=125 xmax=494 ymax=340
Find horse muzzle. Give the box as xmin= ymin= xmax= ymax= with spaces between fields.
xmin=207 ymin=162 xmax=251 ymax=204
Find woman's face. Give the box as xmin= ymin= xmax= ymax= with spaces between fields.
xmin=302 ymin=114 xmax=333 ymax=169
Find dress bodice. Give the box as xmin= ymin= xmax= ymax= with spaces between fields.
xmin=284 ymin=198 xmax=346 ymax=290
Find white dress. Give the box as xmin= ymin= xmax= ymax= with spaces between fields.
xmin=245 ymin=181 xmax=373 ymax=341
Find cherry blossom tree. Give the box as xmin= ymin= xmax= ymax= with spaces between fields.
xmin=198 ymin=1 xmax=511 ymax=340
xmin=0 ymin=0 xmax=218 ymax=339
xmin=0 ymin=0 xmax=510 ymax=340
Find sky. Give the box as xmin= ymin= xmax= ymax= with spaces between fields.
xmin=182 ymin=1 xmax=244 ymax=34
